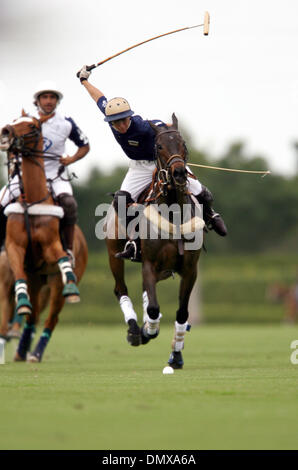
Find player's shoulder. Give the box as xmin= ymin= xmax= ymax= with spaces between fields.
xmin=132 ymin=115 xmax=165 ymax=132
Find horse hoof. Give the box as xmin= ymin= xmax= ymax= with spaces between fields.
xmin=0 ymin=334 xmax=10 ymax=342
xmin=15 ymin=298 xmax=32 ymax=316
xmin=127 ymin=319 xmax=141 ymax=347
xmin=7 ymin=329 xmax=22 ymax=340
xmin=140 ymin=323 xmax=159 ymax=345
xmin=13 ymin=352 xmax=26 ymax=362
xmin=27 ymin=354 xmax=39 ymax=363
xmin=65 ymin=294 xmax=80 ymax=304
xmin=168 ymin=351 xmax=184 ymax=369
xmin=63 ymin=283 xmax=80 ymax=299
xmin=17 ymin=306 xmax=32 ymax=315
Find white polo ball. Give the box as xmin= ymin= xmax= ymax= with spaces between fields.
xmin=162 ymin=366 xmax=174 ymax=375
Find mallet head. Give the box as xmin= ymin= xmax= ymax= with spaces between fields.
xmin=204 ymin=11 xmax=210 ymax=35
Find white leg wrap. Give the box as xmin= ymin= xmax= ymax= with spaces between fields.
xmin=58 ymin=259 xmax=73 ymax=285
xmin=172 ymin=321 xmax=188 ymax=352
xmin=142 ymin=290 xmax=163 ymax=325
xmin=15 ymin=281 xmax=29 ymax=303
xmin=142 ymin=291 xmax=149 ymax=323
xmin=119 ymin=295 xmax=138 ymax=323
xmin=144 ymin=313 xmax=162 ymax=336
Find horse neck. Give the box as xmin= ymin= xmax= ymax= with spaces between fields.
xmin=21 ymin=139 xmax=49 ymax=204
xmin=159 ymin=187 xmax=188 ymax=207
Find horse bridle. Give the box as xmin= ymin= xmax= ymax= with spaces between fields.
xmin=3 ymin=120 xmax=51 ymax=206
xmin=4 ymin=122 xmax=42 ymax=155
xmin=154 ymin=129 xmax=188 ymax=192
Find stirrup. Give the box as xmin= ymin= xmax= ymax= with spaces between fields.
xmin=115 ymin=241 xmax=137 ymax=260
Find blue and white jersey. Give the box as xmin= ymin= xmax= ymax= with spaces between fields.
xmin=97 ymin=96 xmax=166 ymax=161
xmin=35 ymin=112 xmax=89 ymax=179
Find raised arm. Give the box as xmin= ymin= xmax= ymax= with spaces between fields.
xmin=77 ymin=65 xmax=103 ymax=103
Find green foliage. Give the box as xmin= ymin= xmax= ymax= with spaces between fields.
xmin=0 ymin=150 xmax=7 ymax=187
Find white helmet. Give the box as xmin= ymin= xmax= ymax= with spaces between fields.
xmin=33 ymin=80 xmax=63 ymax=104
xmin=104 ymin=97 xmax=134 ymax=122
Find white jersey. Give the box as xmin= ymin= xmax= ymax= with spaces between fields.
xmin=34 ymin=111 xmax=89 ymax=179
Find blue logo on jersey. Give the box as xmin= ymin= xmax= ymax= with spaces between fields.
xmin=43 ymin=137 xmax=52 ymax=152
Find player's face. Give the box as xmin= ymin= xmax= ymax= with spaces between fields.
xmin=111 ymin=117 xmax=131 ymax=134
xmin=37 ymin=93 xmax=58 ymax=115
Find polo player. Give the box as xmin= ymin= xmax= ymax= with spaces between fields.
xmin=77 ymin=65 xmax=227 ymax=260
xmin=0 ymin=81 xmax=90 ymax=266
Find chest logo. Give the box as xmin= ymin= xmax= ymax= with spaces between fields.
xmin=43 ymin=137 xmax=52 ymax=152
xmin=128 ymin=140 xmax=139 ymax=147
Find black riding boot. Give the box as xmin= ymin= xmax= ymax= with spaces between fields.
xmin=113 ymin=190 xmax=142 ymax=261
xmin=196 ymin=186 xmax=227 ymax=237
xmin=0 ymin=205 xmax=7 ymax=250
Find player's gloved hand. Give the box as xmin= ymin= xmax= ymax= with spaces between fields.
xmin=77 ymin=65 xmax=91 ymax=83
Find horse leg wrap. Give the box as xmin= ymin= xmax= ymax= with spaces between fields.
xmin=119 ymin=295 xmax=138 ymax=323
xmin=171 ymin=321 xmax=188 ymax=352
xmin=58 ymin=257 xmax=76 ymax=284
xmin=58 ymin=257 xmax=80 ymax=298
xmin=143 ymin=313 xmax=162 ymax=338
xmin=12 ymin=313 xmax=24 ymax=327
xmin=17 ymin=323 xmax=36 ymax=360
xmin=31 ymin=328 xmax=52 ymax=362
xmin=142 ymin=291 xmax=149 ymax=323
xmin=14 ymin=279 xmax=32 ymax=314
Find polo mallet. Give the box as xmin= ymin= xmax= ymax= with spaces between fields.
xmin=77 ymin=11 xmax=210 ymax=76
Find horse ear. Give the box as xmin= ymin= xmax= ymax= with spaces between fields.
xmin=149 ymin=121 xmax=160 ymax=133
xmin=21 ymin=109 xmax=28 ymax=117
xmin=39 ymin=113 xmax=54 ymax=124
xmin=172 ymin=113 xmax=178 ymax=130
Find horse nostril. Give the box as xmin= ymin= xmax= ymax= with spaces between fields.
xmin=173 ymin=167 xmax=186 ymax=179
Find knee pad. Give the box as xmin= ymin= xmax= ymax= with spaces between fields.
xmin=57 ymin=193 xmax=78 ymax=224
xmin=196 ymin=186 xmax=214 ymax=205
xmin=113 ymin=190 xmax=134 ymax=214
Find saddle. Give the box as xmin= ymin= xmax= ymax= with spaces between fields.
xmin=0 ymin=198 xmax=69 ymax=271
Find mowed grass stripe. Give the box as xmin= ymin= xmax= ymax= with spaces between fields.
xmin=0 ymin=324 xmax=297 ymax=450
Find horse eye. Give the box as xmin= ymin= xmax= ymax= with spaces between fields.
xmin=158 ymin=144 xmax=163 ymax=150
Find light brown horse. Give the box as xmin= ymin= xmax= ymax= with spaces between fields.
xmin=0 ymin=112 xmax=88 ymax=361
xmin=106 ymin=114 xmax=204 ymax=368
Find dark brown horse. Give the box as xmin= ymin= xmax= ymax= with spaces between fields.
xmin=0 ymin=113 xmax=88 ymax=361
xmin=106 ymin=114 xmax=204 ymax=368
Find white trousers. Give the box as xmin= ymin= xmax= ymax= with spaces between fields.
xmin=0 ymin=175 xmax=73 ymax=207
xmin=120 ymin=160 xmax=202 ymax=201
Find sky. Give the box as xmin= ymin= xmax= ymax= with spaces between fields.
xmin=1 ymin=0 xmax=298 ymax=181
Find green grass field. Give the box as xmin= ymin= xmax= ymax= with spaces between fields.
xmin=1 ymin=323 xmax=298 ymax=450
